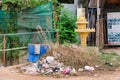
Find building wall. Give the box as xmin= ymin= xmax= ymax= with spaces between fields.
xmin=61 ymin=0 xmax=78 ymax=15
xmin=104 ymin=4 xmax=120 ymax=45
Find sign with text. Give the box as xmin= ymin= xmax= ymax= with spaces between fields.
xmin=107 ymin=12 xmax=120 ymax=45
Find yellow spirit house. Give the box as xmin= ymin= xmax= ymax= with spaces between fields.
xmin=59 ymin=0 xmax=120 ymax=48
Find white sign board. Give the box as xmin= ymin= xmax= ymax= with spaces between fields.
xmin=107 ymin=12 xmax=120 ymax=45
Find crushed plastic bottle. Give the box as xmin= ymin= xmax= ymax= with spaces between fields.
xmin=70 ymin=68 xmax=77 ymax=75
xmin=78 ymin=68 xmax=84 ymax=72
xmin=63 ymin=67 xmax=71 ymax=74
xmin=84 ymin=65 xmax=95 ymax=71
xmin=46 ymin=56 xmax=54 ymax=63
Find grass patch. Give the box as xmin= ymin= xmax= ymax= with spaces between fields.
xmin=100 ymin=52 xmax=120 ymax=67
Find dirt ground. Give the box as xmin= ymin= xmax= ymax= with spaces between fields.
xmin=101 ymin=47 xmax=120 ymax=55
xmin=0 ymin=66 xmax=120 ymax=80
xmin=1 ymin=46 xmax=120 ymax=80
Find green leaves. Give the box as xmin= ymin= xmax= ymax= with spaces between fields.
xmin=57 ymin=9 xmax=78 ymax=44
xmin=2 ymin=0 xmax=52 ymax=10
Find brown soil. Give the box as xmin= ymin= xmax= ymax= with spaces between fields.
xmin=1 ymin=45 xmax=120 ymax=80
xmin=0 ymin=65 xmax=120 ymax=80
xmin=46 ymin=44 xmax=101 ymax=69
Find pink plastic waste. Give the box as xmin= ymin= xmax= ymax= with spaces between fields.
xmin=63 ymin=67 xmax=71 ymax=74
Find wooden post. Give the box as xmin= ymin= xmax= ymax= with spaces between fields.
xmin=96 ymin=0 xmax=100 ymax=47
xmin=54 ymin=12 xmax=59 ymax=44
xmin=52 ymin=4 xmax=59 ymax=44
xmin=3 ymin=35 xmax=7 ymax=66
xmin=56 ymin=31 xmax=59 ymax=44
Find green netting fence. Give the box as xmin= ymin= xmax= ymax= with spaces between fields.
xmin=0 ymin=2 xmax=55 ymax=66
xmin=0 ymin=10 xmax=10 ymax=31
xmin=0 ymin=2 xmax=53 ymax=31
xmin=0 ymin=31 xmax=56 ymax=66
xmin=0 ymin=2 xmax=54 ymax=41
xmin=17 ymin=2 xmax=53 ymax=30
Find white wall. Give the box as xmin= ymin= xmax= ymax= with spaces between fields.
xmin=61 ymin=0 xmax=78 ymax=15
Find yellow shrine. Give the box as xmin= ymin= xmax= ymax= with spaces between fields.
xmin=75 ymin=10 xmax=95 ymax=47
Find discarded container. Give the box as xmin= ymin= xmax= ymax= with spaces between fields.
xmin=34 ymin=44 xmax=40 ymax=54
xmin=52 ymin=67 xmax=60 ymax=72
xmin=42 ymin=63 xmax=50 ymax=68
xmin=84 ymin=65 xmax=95 ymax=71
xmin=28 ymin=44 xmax=35 ymax=55
xmin=46 ymin=56 xmax=54 ymax=63
xmin=78 ymin=68 xmax=84 ymax=72
xmin=28 ymin=44 xmax=49 ymax=55
xmin=63 ymin=67 xmax=71 ymax=74
xmin=27 ymin=44 xmax=49 ymax=63
xmin=27 ymin=54 xmax=40 ymax=63
xmin=70 ymin=68 xmax=77 ymax=75
xmin=105 ymin=62 xmax=113 ymax=66
xmin=39 ymin=45 xmax=49 ymax=58
xmin=44 ymin=68 xmax=53 ymax=74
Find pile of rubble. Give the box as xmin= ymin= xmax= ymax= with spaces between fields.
xmin=10 ymin=55 xmax=98 ymax=77
xmin=10 ymin=44 xmax=102 ymax=77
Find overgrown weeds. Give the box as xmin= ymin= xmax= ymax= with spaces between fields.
xmin=46 ymin=44 xmax=102 ymax=69
xmin=46 ymin=44 xmax=120 ymax=70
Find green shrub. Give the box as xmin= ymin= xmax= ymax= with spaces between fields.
xmin=57 ymin=9 xmax=78 ymax=44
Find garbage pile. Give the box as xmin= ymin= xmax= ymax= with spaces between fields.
xmin=10 ymin=44 xmax=103 ymax=77
xmin=11 ymin=56 xmax=75 ymax=75
xmin=10 ymin=55 xmax=98 ymax=78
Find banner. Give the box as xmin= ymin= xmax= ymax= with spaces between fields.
xmin=107 ymin=12 xmax=120 ymax=45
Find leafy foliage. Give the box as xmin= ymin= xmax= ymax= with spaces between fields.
xmin=2 ymin=0 xmax=52 ymax=10
xmin=57 ymin=9 xmax=78 ymax=43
